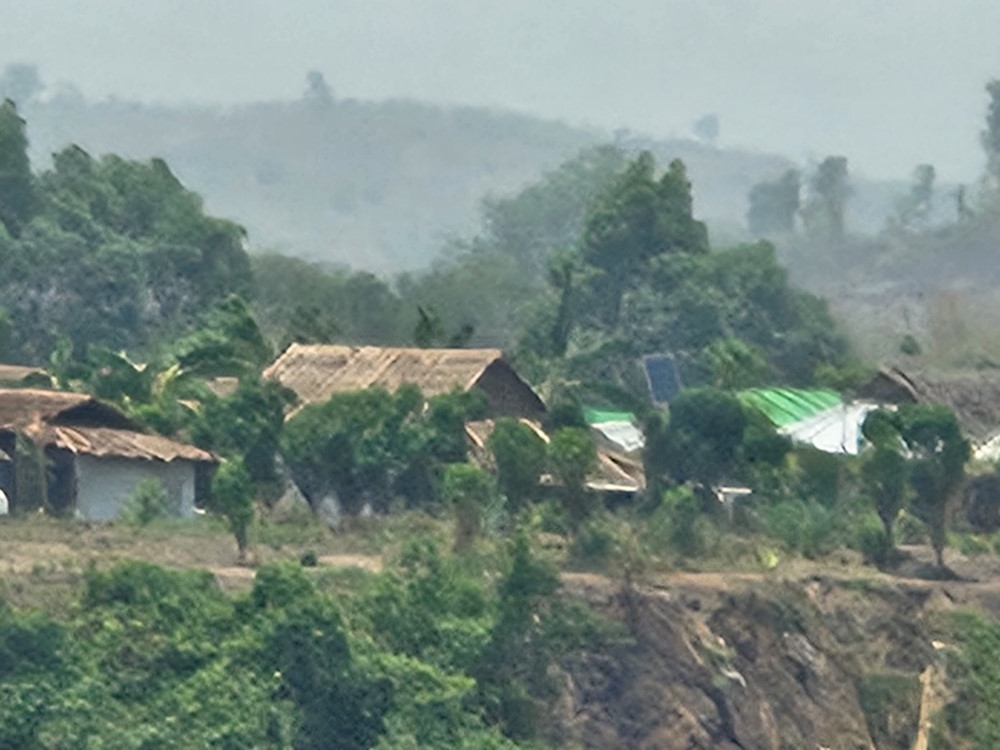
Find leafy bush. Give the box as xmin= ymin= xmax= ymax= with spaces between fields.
xmin=857 ymin=672 xmax=921 ymax=749
xmin=952 ymin=533 xmax=991 ymax=557
xmin=119 ymin=478 xmax=171 ymax=526
xmin=441 ymin=463 xmax=494 ymax=552
xmin=761 ymin=499 xmax=838 ymax=559
xmin=853 ymin=514 xmax=891 ymax=566
xmin=282 ymin=386 xmax=485 ymax=515
xmin=547 ymin=427 xmax=597 ymax=526
xmin=644 ymin=486 xmax=707 ymax=560
xmin=488 ymin=418 xmax=546 ymax=510
xmin=937 ymin=613 xmax=1000 ymax=747
xmin=569 ymin=514 xmax=619 ymax=568
xmin=300 ymin=550 xmax=319 ymax=567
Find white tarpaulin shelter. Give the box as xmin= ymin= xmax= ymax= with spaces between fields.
xmin=590 ymin=420 xmax=645 ymax=453
xmin=779 ymin=402 xmax=878 ymax=455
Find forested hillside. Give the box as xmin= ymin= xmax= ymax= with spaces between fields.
xmin=6 ymin=61 xmax=1000 ymax=749
xmin=0 ymin=67 xmax=861 ymax=270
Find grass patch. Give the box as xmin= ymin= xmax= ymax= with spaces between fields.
xmin=857 ymin=671 xmax=921 ymax=750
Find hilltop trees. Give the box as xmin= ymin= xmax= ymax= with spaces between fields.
xmin=983 ymin=79 xmax=1000 ymax=188
xmin=803 ymin=156 xmax=850 ymax=239
xmin=747 ymin=169 xmax=800 ymax=236
xmin=0 ymin=99 xmax=35 ymax=237
xmin=895 ymin=164 xmax=936 ymax=229
xmin=581 ymin=152 xmax=708 ymax=328
xmin=515 ymin=151 xmax=845 ymax=404
xmin=0 ymin=125 xmax=254 ymax=363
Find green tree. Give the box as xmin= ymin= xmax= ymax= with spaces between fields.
xmin=581 ymin=151 xmax=708 ymax=326
xmin=703 ymin=338 xmax=771 ymax=389
xmin=252 ymin=254 xmax=406 ymax=347
xmin=861 ymin=409 xmax=909 ymax=559
xmin=897 ymin=404 xmax=970 ymax=570
xmin=747 ymin=169 xmax=800 ymax=236
xmin=282 ymin=386 xmax=482 ymax=514
xmin=481 ymin=144 xmax=627 ymax=275
xmin=547 ymin=427 xmax=597 ymax=526
xmin=0 ymin=99 xmax=35 ymax=237
xmin=803 ymin=156 xmax=850 ymax=239
xmin=894 ymin=164 xmax=936 ymax=229
xmin=475 ymin=534 xmax=560 ymax=740
xmin=659 ymin=387 xmax=748 ymax=486
xmin=0 ymin=306 xmax=11 ymax=358
xmin=487 ymin=418 xmax=546 ymax=510
xmin=172 ymin=295 xmax=272 ymax=378
xmin=442 ymin=463 xmax=494 ymax=552
xmin=190 ymin=376 xmax=294 ymax=486
xmin=209 ymin=460 xmax=255 ymax=561
xmin=983 ymin=79 xmax=1000 ymax=188
xmin=692 ymin=113 xmax=720 ymax=145
xmin=120 ymin=478 xmax=171 ymax=526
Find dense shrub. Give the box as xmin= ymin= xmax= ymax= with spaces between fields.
xmin=119 ymin=478 xmax=171 ymax=526
xmin=488 ymin=419 xmax=546 ymax=510
xmin=760 ymin=499 xmax=838 ymax=559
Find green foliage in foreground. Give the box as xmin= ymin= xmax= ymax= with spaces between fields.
xmin=934 ymin=613 xmax=1000 ymax=749
xmin=0 ymin=543 xmax=623 ymax=749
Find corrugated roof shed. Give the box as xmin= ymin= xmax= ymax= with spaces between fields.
xmin=264 ymin=343 xmax=515 ymax=405
xmin=738 ymin=388 xmax=842 ymax=428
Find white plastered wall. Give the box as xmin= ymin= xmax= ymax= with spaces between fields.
xmin=74 ymin=455 xmax=197 ymax=521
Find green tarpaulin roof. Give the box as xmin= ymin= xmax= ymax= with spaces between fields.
xmin=738 ymin=388 xmax=842 ymax=427
xmin=583 ymin=407 xmax=637 ymax=425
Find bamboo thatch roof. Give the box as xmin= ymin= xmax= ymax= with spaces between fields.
xmin=264 ymin=343 xmax=512 ymax=405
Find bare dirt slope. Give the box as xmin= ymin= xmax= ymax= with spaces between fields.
xmin=552 ymin=556 xmax=998 ymax=750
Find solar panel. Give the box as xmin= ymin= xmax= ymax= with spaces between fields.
xmin=642 ymin=353 xmax=682 ymax=403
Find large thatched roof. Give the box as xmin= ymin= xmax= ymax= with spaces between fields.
xmin=860 ymin=366 xmax=1000 ymax=443
xmin=263 ymin=343 xmax=540 ymax=410
xmin=0 ymin=389 xmax=214 ymax=463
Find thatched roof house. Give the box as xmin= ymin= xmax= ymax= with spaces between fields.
xmin=263 ymin=343 xmax=546 ymax=419
xmin=858 ymin=366 xmax=1000 ymax=444
xmin=0 ymin=389 xmax=215 ymax=520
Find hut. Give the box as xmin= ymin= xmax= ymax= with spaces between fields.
xmin=263 ymin=343 xmax=546 ymax=419
xmin=0 ymin=389 xmax=216 ymax=520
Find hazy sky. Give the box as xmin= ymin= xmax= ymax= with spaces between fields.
xmin=2 ymin=0 xmax=999 ymax=181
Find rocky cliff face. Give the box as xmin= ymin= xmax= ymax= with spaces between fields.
xmin=550 ymin=570 xmax=969 ymax=750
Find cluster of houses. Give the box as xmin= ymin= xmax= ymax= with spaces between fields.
xmin=1 ymin=348 xmax=1000 ymax=523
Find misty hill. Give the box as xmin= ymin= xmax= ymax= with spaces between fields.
xmin=15 ymin=86 xmax=803 ymax=272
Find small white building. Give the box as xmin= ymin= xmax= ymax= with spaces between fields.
xmin=0 ymin=389 xmax=216 ymax=520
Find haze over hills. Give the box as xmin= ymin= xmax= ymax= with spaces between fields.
xmin=11 ymin=75 xmax=935 ymax=273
